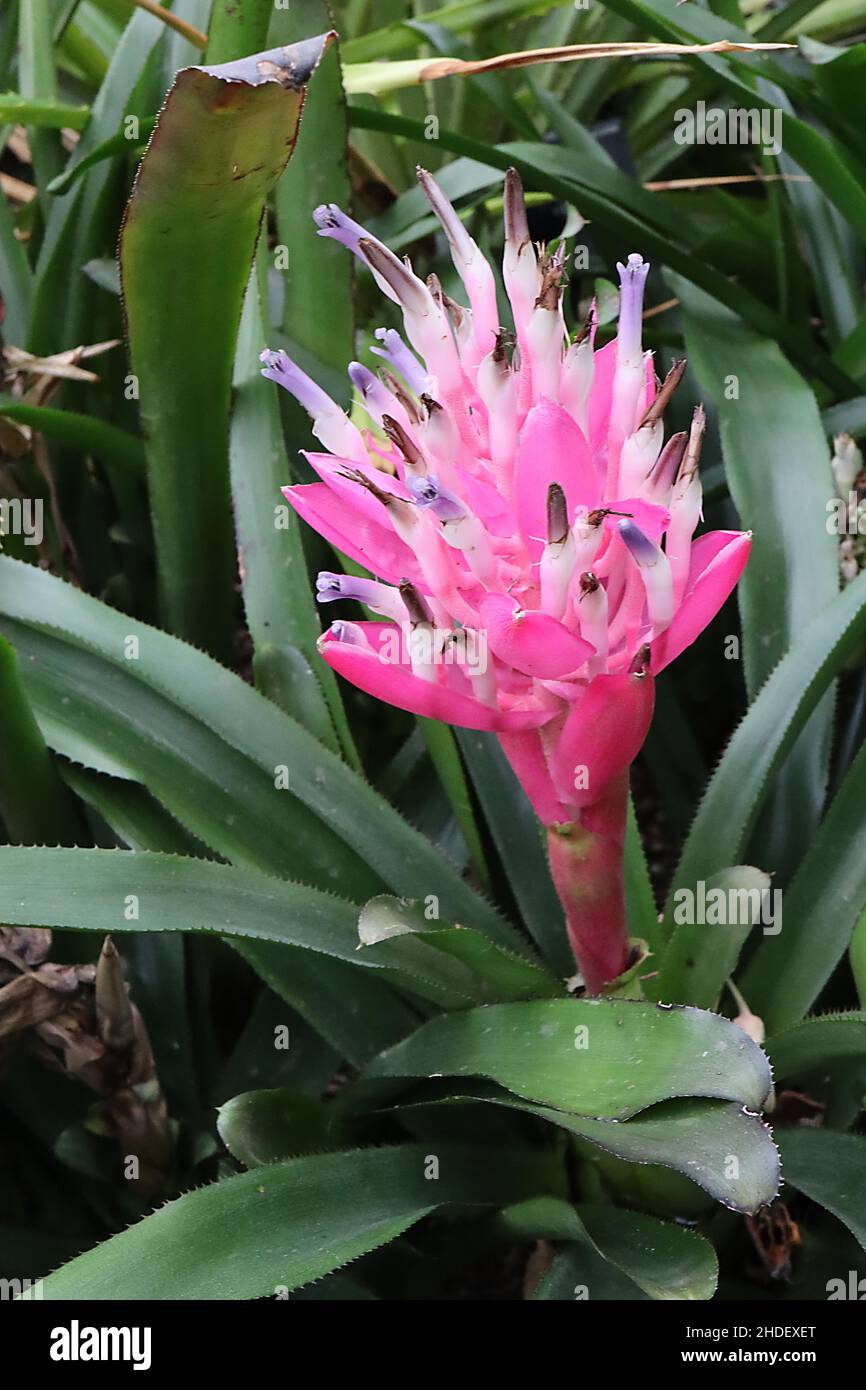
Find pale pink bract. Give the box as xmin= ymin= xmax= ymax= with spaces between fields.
xmin=262 ymin=167 xmax=750 ymax=994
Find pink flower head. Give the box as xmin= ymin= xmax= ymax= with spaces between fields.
xmin=263 ymin=167 xmax=750 ymax=992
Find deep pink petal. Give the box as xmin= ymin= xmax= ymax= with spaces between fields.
xmin=514 ymin=400 xmax=597 ymax=560
xmin=652 ymin=531 xmax=751 ymax=673
xmin=550 ymin=670 xmax=655 ymax=807
xmin=588 ymin=340 xmax=616 ymax=453
xmin=283 ymin=484 xmax=426 ymax=588
xmin=588 ymin=345 xmax=655 ymax=461
xmin=319 ymin=624 xmax=553 ymax=732
xmin=608 ymin=497 xmax=670 ymax=542
xmin=303 ymin=451 xmax=412 ymax=525
xmin=480 ymin=593 xmax=594 ymax=678
xmin=498 ymin=729 xmax=570 ymax=826
xmin=456 ymin=466 xmax=513 ymax=536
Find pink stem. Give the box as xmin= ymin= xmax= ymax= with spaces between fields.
xmin=546 ymin=772 xmax=631 ymax=994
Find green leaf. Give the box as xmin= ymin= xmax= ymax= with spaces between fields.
xmin=0 ymin=399 xmax=145 ymax=476
xmin=0 ymin=93 xmax=90 ymax=128
xmin=778 ymin=1129 xmax=866 ymax=1251
xmin=766 ymin=1012 xmax=866 ymax=1083
xmin=217 ymin=990 xmax=339 ymax=1104
xmin=851 ymin=910 xmax=866 ymax=1008
xmin=237 ymin=940 xmax=419 ymax=1067
xmin=0 ymin=179 xmax=31 ymax=344
xmin=60 ymin=763 xmax=207 ymax=860
xmin=654 ymin=867 xmax=771 ymax=1008
xmin=0 ymin=634 xmax=83 ymax=845
xmin=29 ymin=9 xmax=165 ymax=354
xmin=270 ymin=4 xmax=352 ymax=376
xmin=37 ymin=1143 xmax=561 ymax=1299
xmin=45 ymin=118 xmax=155 ymax=198
xmin=217 ymin=1088 xmax=341 ymax=1165
xmin=343 ymin=0 xmax=594 ymax=62
xmin=625 ymin=794 xmax=661 ymax=955
xmin=52 ymin=764 xmax=208 ymax=1115
xmin=206 ymin=0 xmax=272 ymax=63
xmin=403 ymin=1090 xmax=780 ymax=1212
xmin=0 ymin=556 xmax=519 ymax=952
xmin=2 ymin=616 xmax=379 ymax=899
xmin=366 ymin=998 xmax=773 ymax=1118
xmin=356 ymin=895 xmax=559 ymax=1006
xmin=230 ymin=260 xmax=355 ymax=762
xmin=418 ymin=720 xmax=490 ymax=889
xmin=823 ymin=395 xmax=866 ymax=436
xmin=58 ymin=762 xmax=415 ymax=1068
xmin=0 ymin=844 xmax=409 ymax=973
xmin=456 ymin=729 xmax=570 ymax=974
xmin=119 ymin=34 xmax=333 ymax=657
xmin=18 ymin=0 xmax=63 ymax=191
xmin=741 ymin=733 xmax=866 ymax=1029
xmin=579 ymin=1204 xmax=717 ymax=1301
xmin=665 ymin=568 xmax=866 ymax=930
xmin=534 ymin=1244 xmax=647 ymax=1300
xmin=499 ymin=1196 xmax=717 ymax=1300
xmin=565 ymin=1100 xmax=780 ymax=1214
xmin=676 ymin=276 xmax=838 ymax=881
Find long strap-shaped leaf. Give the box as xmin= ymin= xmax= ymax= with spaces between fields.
xmin=500 ymin=1198 xmax=718 ymax=1300
xmin=676 ymin=276 xmax=838 ymax=884
xmin=119 ymin=34 xmax=334 ymax=659
xmin=395 ymin=1091 xmax=779 ymax=1213
xmin=230 ymin=258 xmax=358 ymax=762
xmin=35 ymin=1143 xmax=561 ymax=1299
xmin=29 ymin=9 xmax=166 ymax=354
xmin=64 ymin=766 xmax=418 ymax=1065
xmin=365 ymin=998 xmax=773 ymax=1117
xmin=741 ymin=735 xmax=866 ymax=1030
xmin=0 ymin=844 xmax=543 ymax=1014
xmin=663 ymin=567 xmax=866 ymax=930
xmin=0 ymin=556 xmax=521 ymax=953
xmin=776 ymin=1129 xmax=866 ymax=1252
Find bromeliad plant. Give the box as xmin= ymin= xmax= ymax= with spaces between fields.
xmin=262 ymin=168 xmax=750 ymax=994
xmin=3 ymin=6 xmax=866 ymax=1303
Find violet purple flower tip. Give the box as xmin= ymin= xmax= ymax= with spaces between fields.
xmin=348 ymin=361 xmax=376 ymax=394
xmin=618 ymin=518 xmax=659 ymax=567
xmin=315 ymin=571 xmax=344 ymax=601
xmin=327 ymin=620 xmax=365 ymax=646
xmin=405 ymin=473 xmax=466 ymax=522
xmin=370 ymin=328 xmax=428 ymax=396
xmin=313 ymin=203 xmax=365 ymax=253
xmin=615 ymin=254 xmax=650 ymax=365
xmin=260 ymin=347 xmax=329 ymax=419
xmin=316 ymin=571 xmax=374 ymax=607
